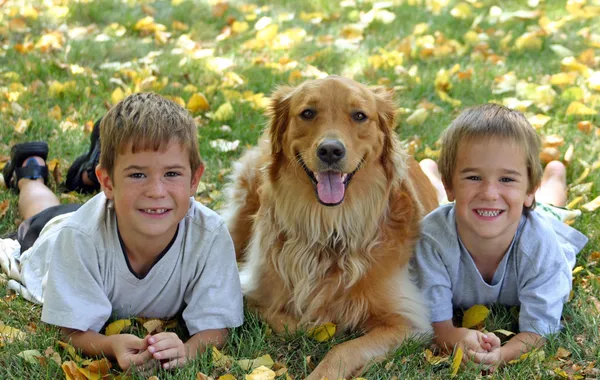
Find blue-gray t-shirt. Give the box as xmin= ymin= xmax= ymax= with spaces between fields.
xmin=410 ymin=204 xmax=588 ymax=336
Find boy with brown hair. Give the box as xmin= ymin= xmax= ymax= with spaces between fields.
xmin=411 ymin=104 xmax=587 ymax=368
xmin=1 ymin=93 xmax=243 ymax=372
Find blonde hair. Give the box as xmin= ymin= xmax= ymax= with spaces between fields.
xmin=438 ymin=103 xmax=542 ymax=212
xmin=99 ymin=92 xmax=202 ymax=177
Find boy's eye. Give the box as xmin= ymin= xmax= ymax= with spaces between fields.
xmin=466 ymin=176 xmax=481 ymax=181
xmin=500 ymin=177 xmax=515 ymax=183
xmin=130 ymin=173 xmax=145 ymax=179
xmin=165 ymin=171 xmax=182 ymax=177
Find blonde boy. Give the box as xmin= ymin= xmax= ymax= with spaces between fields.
xmin=7 ymin=93 xmax=243 ymax=371
xmin=411 ymin=104 xmax=587 ymax=368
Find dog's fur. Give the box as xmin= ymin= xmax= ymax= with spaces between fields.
xmin=222 ymin=76 xmax=438 ymax=379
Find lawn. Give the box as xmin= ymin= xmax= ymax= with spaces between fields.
xmin=1 ymin=0 xmax=600 ymax=378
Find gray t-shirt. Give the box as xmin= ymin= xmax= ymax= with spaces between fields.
xmin=411 ymin=204 xmax=588 ymax=336
xmin=21 ymin=193 xmax=243 ymax=334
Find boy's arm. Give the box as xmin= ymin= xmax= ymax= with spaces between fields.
xmin=62 ymin=328 xmax=153 ymax=371
xmin=185 ymin=328 xmax=228 ymax=354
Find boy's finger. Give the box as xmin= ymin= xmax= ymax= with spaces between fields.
xmin=163 ymin=356 xmax=187 ymax=370
xmin=152 ymin=347 xmax=183 ymax=360
xmin=131 ymin=349 xmax=154 ymax=365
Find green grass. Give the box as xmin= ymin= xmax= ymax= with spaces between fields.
xmin=1 ymin=0 xmax=600 ymax=378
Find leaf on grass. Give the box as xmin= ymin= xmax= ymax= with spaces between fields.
xmin=508 ymin=349 xmax=545 ymax=364
xmin=17 ymin=349 xmax=43 ymax=364
xmin=493 ymin=329 xmax=515 ymax=337
xmin=197 ymin=372 xmax=215 ymax=380
xmin=462 ymin=305 xmax=490 ymax=328
xmin=406 ymin=108 xmax=429 ymax=126
xmin=143 ymin=319 xmax=164 ymax=334
xmin=424 ymin=349 xmax=449 ymax=365
xmin=450 ymin=347 xmax=462 ymax=377
xmin=105 ymin=319 xmax=131 ymax=336
xmin=57 ymin=341 xmax=84 ymax=363
xmin=212 ymin=102 xmax=234 ymax=121
xmin=187 ymin=93 xmax=210 ymax=112
xmin=566 ymin=101 xmax=597 ymax=116
xmin=62 ymin=361 xmax=86 ymax=380
xmin=555 ymin=347 xmax=572 ymax=359
xmin=245 ymin=365 xmax=276 ymax=380
xmin=581 ymin=195 xmax=600 ymax=212
xmin=213 ymin=346 xmax=235 ymax=369
xmin=0 ymin=200 xmax=9 ymax=219
xmin=237 ymin=354 xmax=274 ymax=371
xmin=218 ymin=374 xmax=236 ymax=380
xmin=527 ymin=114 xmax=551 ymax=129
xmin=572 ymin=266 xmax=584 ymax=275
xmin=307 ymin=322 xmax=336 ymax=342
xmin=45 ymin=346 xmax=62 ymax=365
xmin=0 ymin=322 xmax=27 ymax=343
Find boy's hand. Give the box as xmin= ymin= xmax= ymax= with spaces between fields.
xmin=481 ymin=332 xmax=501 ymax=351
xmin=146 ymin=332 xmax=187 ymax=369
xmin=456 ymin=329 xmax=489 ymax=359
xmin=111 ymin=334 xmax=154 ymax=371
xmin=467 ymin=346 xmax=503 ymax=370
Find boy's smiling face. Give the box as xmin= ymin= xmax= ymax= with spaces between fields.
xmin=444 ymin=137 xmax=535 ymax=250
xmin=97 ymin=140 xmax=203 ymax=251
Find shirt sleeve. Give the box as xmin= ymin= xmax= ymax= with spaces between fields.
xmin=517 ymin=245 xmax=571 ymax=336
xmin=41 ymin=227 xmax=112 ymax=332
xmin=411 ymin=237 xmax=454 ymax=323
xmin=182 ymin=223 xmax=244 ymax=335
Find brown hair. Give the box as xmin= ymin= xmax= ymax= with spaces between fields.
xmin=438 ymin=103 xmax=542 ymax=212
xmin=99 ymin=92 xmax=202 ymax=177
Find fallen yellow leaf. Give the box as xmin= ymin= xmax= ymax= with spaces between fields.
xmin=462 ymin=305 xmax=490 ymax=328
xmin=237 ymin=354 xmax=274 ymax=371
xmin=566 ymin=101 xmax=597 ymax=116
xmin=104 ymin=319 xmax=131 ymax=336
xmin=187 ymin=93 xmax=210 ymax=113
xmin=423 ymin=349 xmax=450 ymax=365
xmin=406 ymin=108 xmax=429 ymax=126
xmin=245 ymin=365 xmax=275 ymax=380
xmin=213 ymin=102 xmax=234 ymax=121
xmin=307 ymin=322 xmax=336 ymax=342
xmin=450 ymin=347 xmax=462 ymax=377
xmin=581 ymin=196 xmax=600 ymax=212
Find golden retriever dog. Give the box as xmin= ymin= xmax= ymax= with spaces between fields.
xmin=222 ymin=76 xmax=438 ymax=379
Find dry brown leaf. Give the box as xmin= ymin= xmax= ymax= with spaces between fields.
xmin=556 ymin=347 xmax=572 ymax=359
xmin=577 ymin=121 xmax=594 ymax=134
xmin=45 ymin=346 xmax=62 ymax=365
xmin=542 ymin=135 xmax=564 ymax=148
xmin=143 ymin=319 xmax=164 ymax=335
xmin=0 ymin=200 xmax=9 ymax=219
xmin=539 ymin=147 xmax=560 ymax=164
xmin=197 ymin=372 xmax=215 ymax=380
xmin=62 ymin=361 xmax=86 ymax=380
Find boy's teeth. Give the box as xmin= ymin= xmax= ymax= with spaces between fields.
xmin=476 ymin=209 xmax=500 ymax=217
xmin=144 ymin=208 xmax=167 ymax=214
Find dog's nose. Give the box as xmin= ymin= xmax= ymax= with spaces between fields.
xmin=317 ymin=140 xmax=346 ymax=164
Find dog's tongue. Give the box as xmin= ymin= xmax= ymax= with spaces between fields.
xmin=316 ymin=172 xmax=345 ymax=204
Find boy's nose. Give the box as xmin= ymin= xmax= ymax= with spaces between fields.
xmin=481 ymin=181 xmax=499 ymax=200
xmin=146 ymin=178 xmax=167 ymax=197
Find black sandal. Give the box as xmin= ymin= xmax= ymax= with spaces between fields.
xmin=3 ymin=141 xmax=49 ymax=192
xmin=65 ymin=117 xmax=102 ymax=193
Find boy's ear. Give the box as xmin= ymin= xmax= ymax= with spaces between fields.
xmin=96 ymin=165 xmax=115 ymax=200
xmin=443 ymin=180 xmax=455 ymax=202
xmin=189 ymin=164 xmax=205 ymax=196
xmin=524 ymin=186 xmax=537 ymax=208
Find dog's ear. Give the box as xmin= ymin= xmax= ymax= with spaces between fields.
xmin=268 ymin=85 xmax=294 ymax=154
xmin=371 ymin=86 xmax=399 ymax=179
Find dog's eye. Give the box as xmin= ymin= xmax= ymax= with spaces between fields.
xmin=352 ymin=112 xmax=368 ymax=122
xmin=300 ymin=109 xmax=316 ymax=120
